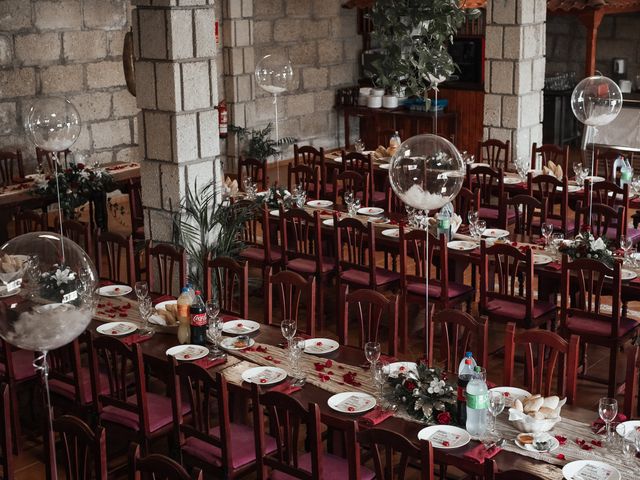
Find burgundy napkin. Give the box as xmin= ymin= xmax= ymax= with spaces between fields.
xmin=632 ymin=277 xmax=640 ymax=285
xmin=269 ymin=382 xmax=302 ymax=395
xmin=122 ymin=334 xmax=153 ymax=346
xmin=358 ymin=407 xmax=394 ymax=427
xmin=592 ymin=413 xmax=627 ymax=434
xmin=546 ymin=262 xmax=562 ymax=271
xmin=516 ymin=182 xmax=527 ymax=188
xmin=463 ymin=443 xmax=502 ymax=463
xmin=152 ymin=295 xmax=175 ymax=305
xmin=194 ymin=357 xmax=226 ymax=369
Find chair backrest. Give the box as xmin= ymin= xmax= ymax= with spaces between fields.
xmin=145 ymin=241 xmax=186 ymax=297
xmin=46 ymin=414 xmax=107 ymax=480
xmin=356 ymin=428 xmax=433 ymax=480
xmin=477 ymin=139 xmax=510 ymax=171
xmin=170 ymin=358 xmax=232 ymax=474
xmin=204 ymin=255 xmax=248 ymax=318
xmin=484 ymin=460 xmax=546 ymax=480
xmin=281 ymin=207 xmax=324 ymax=270
xmin=504 ymin=323 xmax=579 ymax=404
xmin=0 ymin=150 xmax=24 ymax=186
xmin=265 ymin=267 xmax=316 ymax=337
xmin=429 ymin=309 xmax=488 ymax=374
xmin=287 ymin=164 xmax=320 ymax=199
xmin=560 ymin=255 xmax=622 ymax=336
xmin=595 ymin=147 xmax=633 ymax=181
xmin=95 ymin=229 xmax=136 ymax=285
xmin=48 ymin=335 xmax=89 ymax=406
xmin=332 ymin=169 xmax=369 ymax=206
xmin=584 ymin=180 xmax=630 ymax=232
xmin=505 ymin=194 xmax=547 ymax=238
xmin=573 ymin=200 xmax=624 ymax=240
xmin=36 ymin=147 xmax=71 ymax=174
xmin=339 ymin=285 xmax=398 ymax=356
xmin=0 ymin=384 xmax=13 ymax=480
xmin=334 ymin=214 xmax=378 ymax=286
xmin=293 ymin=145 xmax=327 ymax=195
xmin=385 ymin=186 xmax=405 ymax=215
xmin=129 ymin=443 xmax=202 ymax=480
xmin=238 ymin=202 xmax=279 ymax=264
xmin=128 ymin=178 xmax=144 ymax=234
xmin=14 ymin=208 xmax=47 ymax=235
xmin=466 ymin=164 xmax=504 ymax=212
xmin=58 ymin=219 xmax=92 ymax=259
xmin=342 ymin=151 xmax=374 ymax=196
xmin=531 ymin=143 xmax=569 ymax=172
xmin=480 ymin=242 xmax=534 ymax=322
xmin=237 ymin=156 xmax=267 ymax=191
xmin=527 ymin=173 xmax=569 ymax=233
xmin=455 ymin=187 xmax=481 ymax=224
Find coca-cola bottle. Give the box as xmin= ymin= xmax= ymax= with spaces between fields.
xmin=190 ymin=290 xmax=207 ymax=346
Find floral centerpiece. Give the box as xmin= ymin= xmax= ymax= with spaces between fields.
xmin=388 ymin=361 xmax=457 ymax=424
xmin=259 ymin=184 xmax=292 ymax=210
xmin=39 ymin=264 xmax=79 ymax=304
xmin=33 ymin=162 xmax=115 ymax=220
xmin=558 ymin=228 xmax=614 ymax=267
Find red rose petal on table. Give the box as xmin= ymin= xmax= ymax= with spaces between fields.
xmin=555 ymin=435 xmax=567 ymax=445
xmin=314 ymin=363 xmax=325 ymax=372
xmin=316 ymin=341 xmax=323 ymax=346
xmin=119 ymin=313 xmax=128 ymax=317
xmin=591 ymin=440 xmax=602 ymax=447
xmin=556 ymin=454 xmax=565 ymax=460
xmin=265 ymin=355 xmax=274 ymax=361
xmin=347 ymin=406 xmax=355 ymax=412
xmin=503 ymin=392 xmax=509 ymax=397
xmin=108 ymin=315 xmax=116 ymax=319
xmin=273 ymin=359 xmax=281 ymax=364
xmin=111 ymin=331 xmax=117 ymax=334
xmin=237 ymin=323 xmax=243 ymax=328
xmin=442 ymin=441 xmax=450 ymax=447
xmin=327 ymin=371 xmax=334 ymax=375
xmin=98 ymin=304 xmax=105 ymax=308
xmin=123 ymin=303 xmax=132 ymax=309
xmin=184 ymin=354 xmax=191 ymax=359
xmin=260 ymin=378 xmax=266 ymax=383
xmin=325 ymin=359 xmax=333 ymax=368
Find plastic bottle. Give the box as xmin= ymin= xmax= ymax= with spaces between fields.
xmin=465 ymin=366 xmax=489 ymax=437
xmin=457 ymin=351 xmax=477 ymax=373
xmin=176 ymin=287 xmax=191 ymax=344
xmin=457 ymin=354 xmax=475 ymax=426
xmin=390 ymin=131 xmax=402 ymax=148
xmin=189 ymin=290 xmax=207 ymax=346
xmin=185 ymin=283 xmax=196 ymax=303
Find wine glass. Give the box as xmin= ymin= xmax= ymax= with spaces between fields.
xmin=289 ymin=336 xmax=307 ymax=386
xmin=207 ymin=316 xmax=225 ymax=360
xmin=372 ymin=361 xmax=389 ymax=406
xmin=475 ymin=219 xmax=486 ymax=240
xmin=354 ymin=138 xmax=365 ymax=153
xmin=134 ymin=281 xmax=148 ymax=300
xmin=364 ymin=341 xmax=381 ymax=368
xmin=280 ymin=319 xmax=297 ymax=347
xmin=620 ymin=236 xmax=633 ymax=265
xmin=541 ymin=222 xmax=553 ymax=249
xmin=467 ymin=210 xmax=479 ymax=238
xmin=550 ymin=232 xmax=564 ymax=258
xmin=488 ymin=391 xmax=506 ymax=440
xmin=573 ymin=162 xmax=583 ymax=179
xmin=206 ymin=299 xmax=220 ymax=320
xmin=599 ymin=397 xmax=618 ymax=445
xmin=138 ymin=296 xmax=155 ymax=337
xmin=344 ymin=190 xmax=354 ymax=211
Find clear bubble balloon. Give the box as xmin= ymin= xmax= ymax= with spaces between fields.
xmin=0 ymin=233 xmax=97 ymax=352
xmin=388 ymin=134 xmax=465 ymax=211
xmin=255 ymin=53 xmax=294 ymax=95
xmin=27 ymin=96 xmax=81 ymax=151
xmin=571 ymin=75 xmax=623 ymax=126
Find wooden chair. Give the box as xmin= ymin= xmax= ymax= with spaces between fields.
xmin=484 ymin=460 xmax=546 ymax=480
xmin=237 ymin=156 xmax=267 ymax=191
xmin=454 ymin=186 xmax=481 ymax=226
xmin=252 ymin=385 xmax=369 ymax=480
xmin=583 ymin=180 xmax=639 ymax=243
xmin=594 ymin=147 xmax=633 ymax=181
xmin=527 ymin=173 xmax=572 ymax=235
xmin=531 ymin=143 xmax=569 ymax=172
xmin=95 ymin=229 xmax=136 ymax=286
xmin=0 ymin=150 xmax=24 ymax=186
xmin=503 ymin=323 xmax=579 ymax=404
xmin=170 ymin=359 xmax=271 ymax=479
xmin=428 ymin=309 xmax=488 ymax=373
xmin=505 ymin=193 xmax=547 ymax=239
xmin=129 ymin=443 xmax=202 ymax=480
xmin=477 ymin=139 xmax=510 ymax=171
xmin=624 ymin=344 xmax=640 ymax=418
xmin=573 ymin=200 xmax=624 ymax=241
xmin=265 ymin=267 xmax=317 ymax=337
xmin=332 ymin=169 xmax=369 ymax=207
xmin=479 ymin=242 xmax=556 ymax=330
xmin=204 ymin=255 xmax=248 ymax=318
xmin=287 ymin=163 xmax=320 ymax=200
xmin=128 ymin=178 xmax=145 ymax=241
xmin=145 ymin=241 xmax=186 ymax=297
xmin=560 ymin=256 xmax=637 ymax=397
xmin=56 ymin=219 xmax=92 ymax=259
xmin=88 ymin=335 xmax=188 ymax=455
xmin=36 ymin=147 xmax=71 ymax=174
xmin=14 ymin=208 xmax=47 ymax=235
xmin=0 ymin=384 xmax=14 ymax=479
xmin=45 ymin=414 xmax=107 ymax=480
xmin=293 ymin=144 xmax=328 ymax=198
xmin=399 ymin=229 xmax=474 ymax=352
xmin=356 ymin=428 xmax=433 ymax=480
xmin=341 ymin=151 xmax=384 ymax=205
xmin=339 ymin=285 xmax=399 ymax=357
xmin=385 ymin=185 xmax=405 ymax=215
xmin=466 ymin=164 xmax=507 ymax=228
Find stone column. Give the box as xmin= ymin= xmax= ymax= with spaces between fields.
xmin=131 ymin=0 xmax=220 ymax=242
xmin=483 ymin=0 xmax=546 ymax=162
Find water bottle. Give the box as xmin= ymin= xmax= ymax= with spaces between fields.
xmin=185 ymin=283 xmax=196 ymax=303
xmin=437 ymin=211 xmax=451 ymax=242
xmin=465 ymin=366 xmax=489 ymax=437
xmin=177 ymin=287 xmax=191 ymax=344
xmin=457 ymin=353 xmax=475 ymax=426
xmin=390 ymin=131 xmax=402 ymax=148
xmin=621 ymin=159 xmax=633 ymax=187
xmin=457 ymin=351 xmax=477 ymax=375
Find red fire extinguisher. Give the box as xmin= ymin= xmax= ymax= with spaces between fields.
xmin=216 ymin=100 xmax=228 ymax=138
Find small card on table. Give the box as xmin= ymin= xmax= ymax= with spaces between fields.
xmin=429 ymin=430 xmax=462 ymax=448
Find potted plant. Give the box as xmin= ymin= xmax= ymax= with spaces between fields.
xmin=228 ymin=123 xmax=297 ymax=163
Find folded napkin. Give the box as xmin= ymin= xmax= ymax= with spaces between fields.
xmin=463 ymin=443 xmax=502 ymax=463
xmin=152 ymin=295 xmax=175 ymax=305
xmin=269 ymin=382 xmax=302 ymax=395
xmin=592 ymin=413 xmax=627 ymax=434
xmin=358 ymin=407 xmax=394 ymax=427
xmin=194 ymin=357 xmax=226 ymax=369
xmin=546 ymin=262 xmax=562 ymax=271
xmin=148 ymin=314 xmax=166 ymax=326
xmin=122 ymin=334 xmax=153 ymax=346
xmin=632 ymin=277 xmax=640 ymax=285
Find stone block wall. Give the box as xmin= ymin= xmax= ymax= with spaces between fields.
xmin=546 ymin=13 xmax=640 ymax=83
xmin=0 ymin=0 xmax=139 ymax=167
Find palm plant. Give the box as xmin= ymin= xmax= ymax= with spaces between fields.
xmin=228 ymin=123 xmax=297 ymax=161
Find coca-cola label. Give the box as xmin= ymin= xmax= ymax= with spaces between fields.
xmin=191 ymin=313 xmax=207 ymax=327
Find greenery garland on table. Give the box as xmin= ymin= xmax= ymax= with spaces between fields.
xmin=557 ymin=230 xmax=615 ymax=268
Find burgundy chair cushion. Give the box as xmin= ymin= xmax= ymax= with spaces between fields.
xmin=534 ymin=216 xmax=575 ymax=233
xmin=371 ymin=190 xmax=386 ymax=203
xmin=270 ymin=452 xmax=375 ymax=480
xmin=340 ymin=267 xmax=400 ymax=287
xmin=0 ymin=349 xmax=36 ymax=381
xmin=101 ymin=392 xmax=190 ymax=433
xmin=485 ymin=298 xmax=556 ymax=320
xmin=407 ymin=279 xmax=473 ymax=301
xmin=478 ymin=207 xmax=516 ymax=223
xmin=566 ymin=314 xmax=639 ymax=338
xmin=49 ymin=367 xmax=110 ymax=404
xmin=240 ymin=246 xmax=282 ymax=263
xmin=287 ymin=257 xmax=334 ymax=275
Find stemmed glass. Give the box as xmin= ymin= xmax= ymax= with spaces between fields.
xmin=467 ymin=210 xmax=479 ymax=239
xmin=281 ymin=319 xmax=297 ymax=347
xmin=573 ymin=162 xmax=583 ymax=179
xmin=354 ymin=138 xmax=365 ymax=153
xmin=576 ymin=168 xmax=589 ymax=187
xmin=364 ymin=341 xmax=381 ymax=368
xmin=541 ymin=222 xmax=553 ymax=249
xmin=138 ymin=296 xmax=154 ymax=337
xmin=406 ymin=205 xmax=417 ymax=228
xmin=515 ymin=157 xmax=529 ymax=182
xmin=620 ymin=236 xmax=633 ymax=266
xmin=488 ymin=391 xmax=506 ymax=440
xmin=206 ymin=300 xmax=225 ymax=360
xmin=134 ymin=281 xmax=148 ymax=300
xmin=475 ymin=219 xmax=486 ymax=240
xmin=372 ymin=361 xmax=389 ymax=406
xmin=289 ymin=336 xmax=307 ymax=386
xmin=550 ymin=232 xmax=564 ymax=258
xmin=344 ymin=190 xmax=355 ymax=214
xmin=599 ymin=397 xmax=618 ymax=446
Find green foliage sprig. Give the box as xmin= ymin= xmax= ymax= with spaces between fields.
xmin=228 ymin=123 xmax=297 ymax=162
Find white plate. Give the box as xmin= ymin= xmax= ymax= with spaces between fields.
xmin=269 ymin=209 xmax=280 ymax=217
xmin=562 ymin=460 xmax=620 ymax=480
xmin=384 ymin=362 xmax=417 ymax=378
xmin=483 ymin=228 xmax=510 ymax=238
xmin=515 ymin=435 xmax=559 ymax=453
xmin=96 ymin=321 xmax=137 ymax=336
xmin=327 ymin=392 xmax=376 ymax=414
xmin=155 ymin=300 xmax=177 ymax=310
xmin=585 ymin=175 xmax=605 ymax=183
xmin=241 ymin=366 xmax=287 ymax=385
xmin=322 ymin=218 xmax=334 ymax=227
xmin=558 ymin=185 xmax=582 ymax=193
xmin=489 ymin=387 xmax=530 ymax=407
xmin=503 ymin=177 xmax=523 ymax=185
xmin=605 ymin=269 xmax=637 ymax=281
xmin=357 ymin=207 xmax=384 ymax=216
xmin=447 ymin=240 xmax=477 ymax=251
xmin=381 ymin=228 xmax=400 ymax=238
xmin=0 ymin=285 xmax=20 ymax=298
xmin=304 ymin=338 xmax=339 ymax=354
xmin=307 ymin=200 xmax=333 ymax=208
xmin=533 ymin=254 xmax=553 ymax=266
xmin=368 ymin=217 xmax=390 ymax=225
xmin=165 ymin=344 xmax=209 ymax=361
xmin=469 ymin=162 xmax=487 ymax=168
xmin=98 ymin=285 xmax=132 ymax=297
xmin=378 ymin=163 xmax=390 ymax=170
xmin=220 ymin=336 xmax=256 ymax=351
xmin=222 ymin=319 xmax=260 ymax=335
xmin=616 ymin=420 xmax=640 ymax=436
xmin=417 ymin=425 xmax=471 ymax=449
xmin=333 ymin=156 xmax=342 ymax=163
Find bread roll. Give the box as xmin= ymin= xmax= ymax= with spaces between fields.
xmin=542 ymin=396 xmax=559 ymax=410
xmin=533 ymin=411 xmax=546 ymax=420
xmin=514 ymin=399 xmax=524 ymax=412
xmin=524 ymin=396 xmax=544 ymax=413
xmin=538 ymin=406 xmax=555 ymax=418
